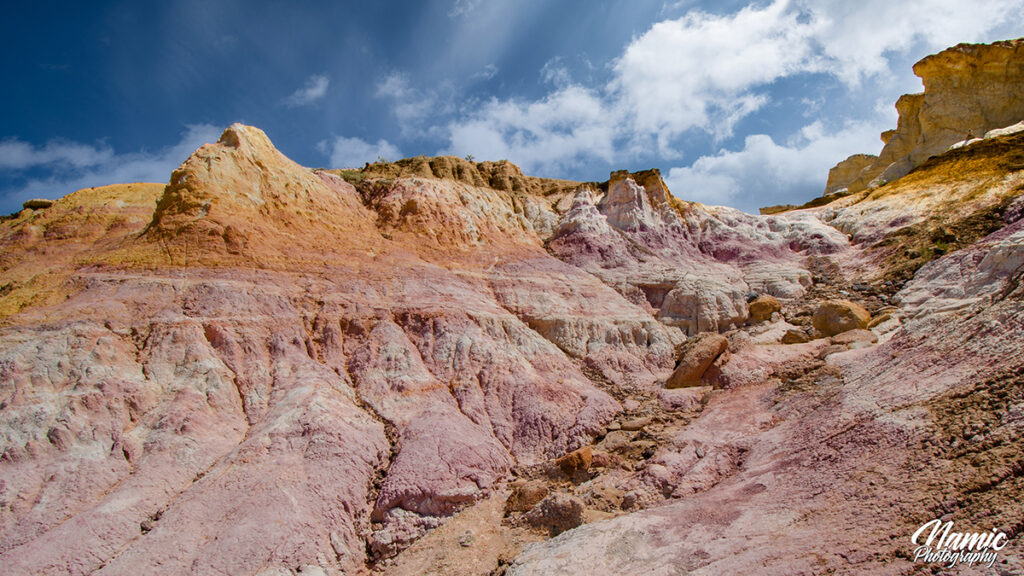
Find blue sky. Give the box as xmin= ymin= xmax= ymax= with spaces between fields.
xmin=3 ymin=1 xmax=1024 ymax=214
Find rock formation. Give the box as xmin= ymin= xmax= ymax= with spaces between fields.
xmin=0 ymin=125 xmax=633 ymax=575
xmin=747 ymin=294 xmax=781 ymax=323
xmin=823 ymin=153 xmax=876 ymax=195
xmin=812 ymin=299 xmax=871 ymax=336
xmin=665 ymin=333 xmax=729 ymax=388
xmin=826 ymin=38 xmax=1024 ymax=195
xmin=2 ymin=39 xmax=1024 ymax=576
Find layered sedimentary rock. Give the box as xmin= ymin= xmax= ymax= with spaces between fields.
xmin=823 ymin=153 xmax=877 ymax=195
xmin=547 ymin=170 xmax=846 ymax=335
xmin=506 ymin=42 xmax=1024 ymax=574
xmin=0 ymin=122 xmax=851 ymax=574
xmin=4 ymin=38 xmax=1024 ymax=575
xmin=509 ymin=185 xmax=1024 ymax=576
xmin=0 ymin=126 xmax=627 ymax=575
xmin=826 ymin=38 xmax=1024 ymax=195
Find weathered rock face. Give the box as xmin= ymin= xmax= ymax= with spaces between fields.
xmin=823 ymin=153 xmax=877 ymax=195
xmin=821 ymin=129 xmax=1024 ymax=290
xmin=507 ymin=202 xmax=1024 ymax=576
xmin=4 ymin=38 xmax=1024 ymax=574
xmin=0 ymin=125 xmax=631 ymax=574
xmin=914 ymin=40 xmax=1024 ymax=160
xmin=345 ymin=154 xmax=581 ymax=198
xmin=0 ymin=120 xmax=854 ymax=574
xmin=826 ymin=38 xmax=1024 ymax=195
xmin=547 ymin=171 xmax=846 ymax=336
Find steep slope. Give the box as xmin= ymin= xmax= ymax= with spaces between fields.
xmin=506 ymin=43 xmax=1024 ymax=576
xmin=508 ymin=204 xmax=1024 ymax=575
xmin=3 ymin=38 xmax=1024 ymax=576
xmin=822 ymin=129 xmax=1024 ymax=288
xmin=0 ymin=126 xmax=627 ymax=575
xmin=0 ymin=122 xmax=854 ymax=574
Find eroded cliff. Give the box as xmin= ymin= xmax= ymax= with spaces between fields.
xmin=2 ymin=40 xmax=1024 ymax=576
xmin=827 ymin=38 xmax=1024 ymax=195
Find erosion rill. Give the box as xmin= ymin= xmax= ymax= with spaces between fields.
xmin=2 ymin=40 xmax=1023 ymax=575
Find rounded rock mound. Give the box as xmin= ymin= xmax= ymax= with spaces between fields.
xmin=812 ymin=299 xmax=871 ymax=337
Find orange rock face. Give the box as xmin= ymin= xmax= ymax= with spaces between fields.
xmin=665 ymin=333 xmax=729 ymax=388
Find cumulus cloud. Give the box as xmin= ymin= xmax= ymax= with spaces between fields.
xmin=613 ymin=1 xmax=819 ymax=145
xmin=284 ymin=74 xmax=329 ymax=107
xmin=0 ymin=139 xmax=115 ymax=170
xmin=321 ymin=136 xmax=402 ymax=168
xmin=445 ymin=85 xmax=617 ymax=173
xmin=799 ymin=0 xmax=1024 ymax=84
xmin=664 ymin=119 xmax=887 ymax=210
xmin=376 ymin=72 xmax=456 ymax=135
xmin=1 ymin=124 xmax=221 ymax=210
xmin=615 ymin=0 xmax=1024 ymax=136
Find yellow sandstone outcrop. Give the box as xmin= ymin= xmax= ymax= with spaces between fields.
xmin=826 ymin=38 xmax=1024 ymax=195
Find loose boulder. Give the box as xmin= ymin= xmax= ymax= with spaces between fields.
xmin=781 ymin=328 xmax=810 ymax=344
xmin=554 ymin=446 xmax=593 ymax=482
xmin=812 ymin=299 xmax=870 ymax=337
xmin=666 ymin=333 xmax=729 ymax=388
xmin=748 ymin=295 xmax=781 ymax=323
xmin=524 ymin=493 xmax=586 ymax=536
xmin=505 ymin=481 xmax=549 ymax=514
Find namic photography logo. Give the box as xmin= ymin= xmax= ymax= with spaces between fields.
xmin=911 ymin=518 xmax=1010 ymax=569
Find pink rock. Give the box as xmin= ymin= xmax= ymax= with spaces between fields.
xmin=374 ymin=403 xmax=512 ymax=519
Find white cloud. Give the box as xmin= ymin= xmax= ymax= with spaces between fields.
xmin=376 ymin=72 xmax=433 ymax=124
xmin=376 ymin=72 xmax=411 ymax=100
xmin=799 ymin=0 xmax=1024 ymax=84
xmin=445 ymin=85 xmax=617 ymax=173
xmin=615 ymin=0 xmax=1024 ymax=139
xmin=473 ymin=63 xmax=499 ymax=81
xmin=321 ymin=136 xmax=402 ymax=168
xmin=284 ymin=74 xmax=329 ymax=107
xmin=540 ymin=58 xmax=572 ymax=88
xmin=1 ymin=124 xmax=221 ymax=209
xmin=376 ymin=72 xmax=456 ymax=137
xmin=660 ymin=0 xmax=696 ymax=13
xmin=664 ymin=119 xmax=887 ymax=210
xmin=612 ymin=1 xmax=819 ymax=144
xmin=0 ymin=139 xmax=114 ymax=170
